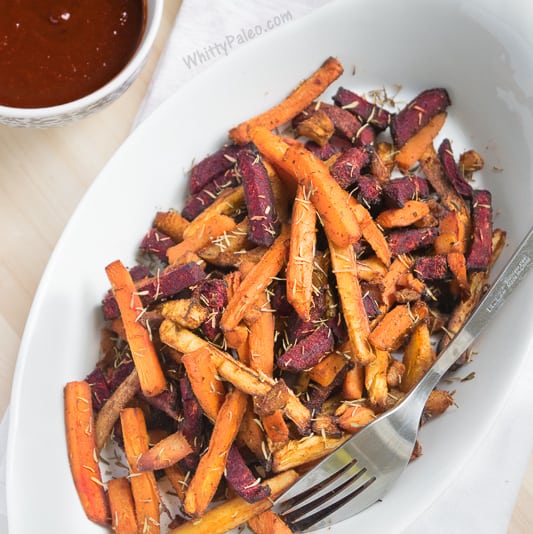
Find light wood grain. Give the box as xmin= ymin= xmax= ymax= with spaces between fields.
xmin=0 ymin=1 xmax=529 ymax=530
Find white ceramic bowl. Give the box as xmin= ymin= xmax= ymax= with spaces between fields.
xmin=6 ymin=0 xmax=533 ymax=533
xmin=0 ymin=0 xmax=163 ymax=128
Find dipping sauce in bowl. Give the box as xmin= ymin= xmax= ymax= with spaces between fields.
xmin=0 ymin=0 xmax=146 ymax=109
xmin=0 ymin=0 xmax=161 ymax=127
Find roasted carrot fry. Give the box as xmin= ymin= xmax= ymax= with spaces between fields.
xmin=166 ymin=214 xmax=237 ymax=264
xmin=197 ymin=218 xmax=251 ymax=264
xmin=380 ymin=255 xmax=414 ymax=309
xmin=395 ymin=112 xmax=447 ymax=171
xmin=248 ymin=289 xmax=275 ymax=377
xmin=181 ymin=345 xmax=226 ymax=422
xmin=368 ymin=300 xmax=428 ymax=352
xmin=262 ymin=409 xmax=290 ymax=443
xmin=434 ymin=210 xmax=467 ymax=254
xmin=348 ymin=196 xmax=391 ymax=266
xmin=107 ymin=477 xmax=137 ymax=534
xmin=64 ymin=381 xmax=109 ymax=526
xmin=164 ymin=464 xmax=189 ymax=503
xmin=400 ymin=321 xmax=436 ymax=392
xmin=237 ymin=398 xmax=270 ymax=463
xmin=447 ymin=251 xmax=469 ymax=295
xmin=248 ymin=127 xmax=361 ymax=248
xmin=183 ymin=187 xmax=245 ymax=240
xmin=248 ymin=511 xmax=293 ymax=534
xmin=221 ymin=223 xmax=290 ymax=333
xmin=94 ymin=368 xmax=140 ymax=452
xmin=364 ymin=348 xmax=390 ymax=408
xmin=183 ymin=388 xmax=248 ymax=517
xmin=245 ymin=283 xmax=290 ymax=443
xmin=153 ymin=210 xmax=190 ymax=243
xmin=229 ymin=57 xmax=343 ymax=144
xmin=137 ymin=430 xmax=193 ymax=471
xmin=170 ymin=470 xmax=299 ymax=534
xmin=286 ymin=183 xmax=317 ymax=321
xmin=375 ymin=200 xmax=431 ymax=229
xmin=342 ymin=365 xmax=365 ymax=400
xmin=120 ymin=407 xmax=160 ymax=534
xmin=328 ymin=239 xmax=374 ymax=365
xmin=105 ymin=260 xmax=166 ymax=397
xmin=308 ymin=349 xmax=349 ymax=387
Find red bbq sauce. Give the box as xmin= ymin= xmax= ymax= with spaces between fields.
xmin=0 ymin=1 xmax=146 ymax=108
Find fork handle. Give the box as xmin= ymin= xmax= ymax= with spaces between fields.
xmin=412 ymin=226 xmax=533 ymax=403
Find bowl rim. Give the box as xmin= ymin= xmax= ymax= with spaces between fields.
xmin=0 ymin=0 xmax=164 ymax=119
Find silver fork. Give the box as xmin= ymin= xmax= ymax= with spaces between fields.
xmin=273 ymin=226 xmax=533 ymax=532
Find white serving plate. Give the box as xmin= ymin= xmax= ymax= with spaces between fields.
xmin=7 ymin=0 xmax=533 ymax=532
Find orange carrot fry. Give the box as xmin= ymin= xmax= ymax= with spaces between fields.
xmin=182 ymin=187 xmax=245 ymax=241
xmin=328 ymin=239 xmax=374 ymax=365
xmin=238 ymin=398 xmax=270 ymax=462
xmin=153 ymin=210 xmax=190 ymax=243
xmin=342 ymin=365 xmax=365 ymax=400
xmin=137 ymin=430 xmax=193 ymax=471
xmin=246 ymin=290 xmax=290 ymax=444
xmin=400 ymin=321 xmax=436 ymax=392
xmin=166 ymin=214 xmax=237 ymax=264
xmin=262 ymin=410 xmax=290 ymax=443
xmin=120 ymin=407 xmax=161 ymax=534
xmin=286 ymin=183 xmax=317 ymax=321
xmin=308 ymin=350 xmax=349 ymax=387
xmin=184 ymin=388 xmax=248 ymax=518
xmin=170 ymin=470 xmax=299 ymax=534
xmin=348 ymin=196 xmax=391 ymax=266
xmin=248 ymin=127 xmax=361 ymax=248
xmin=229 ymin=57 xmax=344 ymax=144
xmin=105 ymin=260 xmax=166 ymax=397
xmin=248 ymin=290 xmax=275 ymax=377
xmin=375 ymin=200 xmax=431 ymax=229
xmin=221 ymin=224 xmax=290 ymax=333
xmin=395 ymin=112 xmax=447 ymax=171
xmin=164 ymin=464 xmax=188 ymax=503
xmin=368 ymin=301 xmax=428 ymax=352
xmin=181 ymin=345 xmax=226 ymax=422
xmin=64 ymin=381 xmax=109 ymax=526
xmin=447 ymin=251 xmax=469 ymax=294
xmin=248 ymin=510 xmax=293 ymax=534
xmin=434 ymin=210 xmax=467 ymax=254
xmin=107 ymin=477 xmax=137 ymax=534
xmin=380 ymin=255 xmax=414 ymax=309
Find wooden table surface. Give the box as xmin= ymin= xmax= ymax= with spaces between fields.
xmin=0 ymin=2 xmax=531 ymax=531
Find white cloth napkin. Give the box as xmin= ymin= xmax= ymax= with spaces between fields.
xmin=2 ymin=1 xmax=532 ymax=533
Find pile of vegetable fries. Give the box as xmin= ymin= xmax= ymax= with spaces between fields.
xmin=64 ymin=57 xmax=505 ymax=533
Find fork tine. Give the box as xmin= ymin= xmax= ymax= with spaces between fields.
xmin=286 ymin=475 xmax=377 ymax=532
xmin=278 ymin=457 xmax=359 ymax=511
xmin=280 ymin=465 xmax=368 ymax=523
